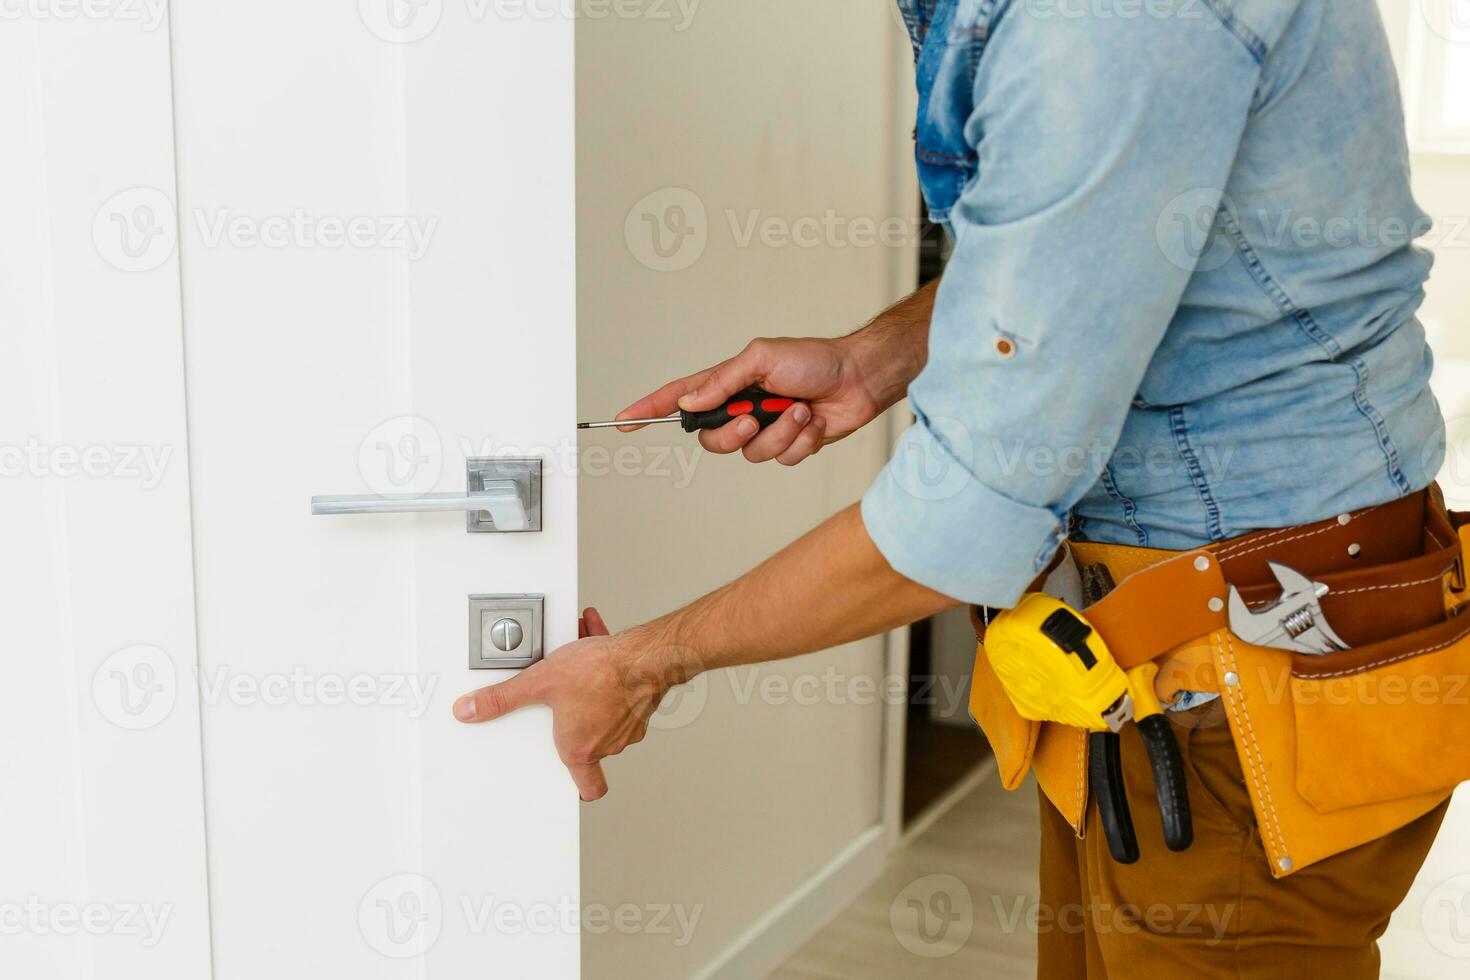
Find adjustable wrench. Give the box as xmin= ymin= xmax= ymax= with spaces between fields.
xmin=1227 ymin=562 xmax=1349 ymax=655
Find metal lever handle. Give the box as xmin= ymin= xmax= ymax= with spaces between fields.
xmin=312 ymin=480 xmax=528 ymax=531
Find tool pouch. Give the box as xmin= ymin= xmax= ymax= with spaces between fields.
xmin=967 ymin=606 xmax=1039 ymax=790
xmin=1213 ymin=500 xmax=1470 ymax=876
xmin=968 ymin=606 xmax=1090 ymax=830
xmin=968 ymin=489 xmax=1470 ymax=863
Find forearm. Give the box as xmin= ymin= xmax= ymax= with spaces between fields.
xmin=840 ymin=279 xmax=936 ymax=414
xmin=629 ymin=503 xmax=957 ymax=683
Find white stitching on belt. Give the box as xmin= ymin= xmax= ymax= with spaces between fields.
xmin=1215 ymin=630 xmax=1288 ymax=860
xmin=1296 ymin=623 xmax=1470 ymax=680
xmin=1216 ymin=502 xmax=1384 ymax=563
xmin=1075 ymin=728 xmax=1087 ymax=833
xmin=1329 ymin=566 xmax=1457 ymax=597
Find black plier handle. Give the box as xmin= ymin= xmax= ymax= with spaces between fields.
xmin=1080 ymin=562 xmax=1193 ymax=864
xmin=1089 ymin=712 xmax=1193 ymax=864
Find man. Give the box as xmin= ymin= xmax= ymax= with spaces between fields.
xmin=456 ymin=0 xmax=1453 ymax=974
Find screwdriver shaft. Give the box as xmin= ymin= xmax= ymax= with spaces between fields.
xmin=577 ymin=415 xmax=680 ymax=430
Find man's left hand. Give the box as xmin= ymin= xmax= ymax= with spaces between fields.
xmin=452 ymin=608 xmax=671 ymax=802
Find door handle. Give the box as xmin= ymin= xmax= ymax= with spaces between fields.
xmin=312 ymin=483 xmax=527 ymax=528
xmin=311 ymin=458 xmax=542 ymax=533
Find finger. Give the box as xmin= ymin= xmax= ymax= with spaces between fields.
xmin=581 ymin=607 xmax=610 ymax=637
xmin=453 ymin=671 xmax=545 ymax=723
xmin=677 ymin=339 xmax=777 ymax=412
xmin=614 ymin=368 xmax=714 ymax=431
xmin=568 ymin=761 xmax=609 ymax=802
xmin=776 ymin=416 xmax=828 ymax=467
xmin=741 ymin=402 xmax=812 ymax=464
xmin=696 ymin=414 xmax=761 ymax=455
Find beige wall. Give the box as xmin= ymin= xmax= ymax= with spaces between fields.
xmin=576 ymin=3 xmax=918 ymax=978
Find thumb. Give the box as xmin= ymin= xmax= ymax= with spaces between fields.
xmin=568 ymin=761 xmax=609 ymax=801
xmin=453 ymin=671 xmax=543 ymax=723
xmin=677 ymin=341 xmax=772 ymax=412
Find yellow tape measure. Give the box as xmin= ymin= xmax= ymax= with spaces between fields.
xmin=985 ymin=593 xmax=1163 ymax=732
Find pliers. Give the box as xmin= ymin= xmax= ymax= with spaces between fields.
xmin=1079 ymin=564 xmax=1193 ymax=864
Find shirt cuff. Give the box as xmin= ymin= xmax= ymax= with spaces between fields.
xmin=861 ymin=421 xmax=1067 ymax=608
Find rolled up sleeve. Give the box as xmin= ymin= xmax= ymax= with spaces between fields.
xmin=862 ymin=0 xmax=1263 ymax=606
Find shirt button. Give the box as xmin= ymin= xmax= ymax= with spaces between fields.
xmin=993 ymin=337 xmax=1017 ymax=359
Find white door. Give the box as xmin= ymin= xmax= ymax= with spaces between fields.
xmin=5 ymin=3 xmax=581 ymax=977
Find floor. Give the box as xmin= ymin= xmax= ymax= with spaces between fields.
xmin=771 ymin=775 xmax=1470 ymax=980
xmin=770 ymin=767 xmax=1040 ymax=980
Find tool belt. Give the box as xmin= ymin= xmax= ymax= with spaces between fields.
xmin=969 ymin=485 xmax=1470 ymax=877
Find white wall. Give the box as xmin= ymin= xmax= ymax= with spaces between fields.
xmin=1371 ymin=5 xmax=1470 ymax=976
xmin=576 ymin=2 xmax=918 ymax=977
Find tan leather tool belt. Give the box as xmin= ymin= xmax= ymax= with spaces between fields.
xmin=969 ymin=486 xmax=1470 ymax=877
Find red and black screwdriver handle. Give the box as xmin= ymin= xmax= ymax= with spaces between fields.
xmin=679 ymin=388 xmax=800 ymax=433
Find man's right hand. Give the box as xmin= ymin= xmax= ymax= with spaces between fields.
xmin=612 ymin=337 xmax=870 ymax=465
xmin=612 ymin=282 xmax=937 ymax=466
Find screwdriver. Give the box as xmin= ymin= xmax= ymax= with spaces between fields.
xmin=578 ymin=387 xmax=801 ymax=433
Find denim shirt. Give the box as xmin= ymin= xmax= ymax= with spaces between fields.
xmin=863 ymin=0 xmax=1445 ymax=608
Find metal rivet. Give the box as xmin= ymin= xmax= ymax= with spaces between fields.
xmin=1337 ymin=514 xmax=1352 ymax=526
xmin=489 ymin=617 xmax=525 ymax=652
xmin=1348 ymin=543 xmax=1362 ymax=558
xmin=1209 ymin=597 xmax=1225 ymax=613
xmin=994 ymin=337 xmax=1017 ymax=359
xmin=1224 ymin=671 xmax=1240 ymax=687
xmin=1278 ymin=856 xmax=1294 ymax=872
xmin=1194 ymin=555 xmax=1211 ymax=572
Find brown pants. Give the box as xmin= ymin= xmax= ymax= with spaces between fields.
xmin=1038 ymin=702 xmax=1450 ymax=979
